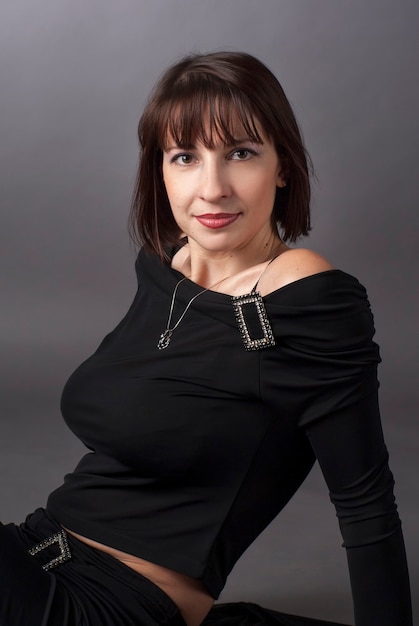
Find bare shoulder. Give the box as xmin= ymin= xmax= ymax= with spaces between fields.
xmin=261 ymin=248 xmax=334 ymax=295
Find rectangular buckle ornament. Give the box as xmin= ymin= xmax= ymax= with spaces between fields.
xmin=28 ymin=530 xmax=72 ymax=571
xmin=232 ymin=291 xmax=275 ymax=351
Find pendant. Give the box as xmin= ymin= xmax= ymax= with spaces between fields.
xmin=157 ymin=330 xmax=173 ymax=350
xmin=232 ymin=291 xmax=275 ymax=351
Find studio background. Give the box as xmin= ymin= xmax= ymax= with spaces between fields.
xmin=1 ymin=0 xmax=418 ymax=623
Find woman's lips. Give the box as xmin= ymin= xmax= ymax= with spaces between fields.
xmin=195 ymin=213 xmax=240 ymax=229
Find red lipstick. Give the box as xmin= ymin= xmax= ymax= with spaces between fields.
xmin=195 ymin=213 xmax=239 ymax=229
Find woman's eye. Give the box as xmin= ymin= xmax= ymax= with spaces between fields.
xmin=171 ymin=153 xmax=194 ymax=165
xmin=231 ymin=149 xmax=254 ymax=161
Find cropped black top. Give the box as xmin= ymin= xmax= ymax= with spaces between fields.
xmin=46 ymin=249 xmax=412 ymax=624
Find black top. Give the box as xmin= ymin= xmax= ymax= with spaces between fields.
xmin=47 ymin=249 xmax=412 ymax=624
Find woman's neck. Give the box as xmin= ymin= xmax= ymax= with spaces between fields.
xmin=180 ymin=235 xmax=283 ymax=289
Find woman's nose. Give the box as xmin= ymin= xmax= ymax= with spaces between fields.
xmin=198 ymin=160 xmax=231 ymax=202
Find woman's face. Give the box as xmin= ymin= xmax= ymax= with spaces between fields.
xmin=162 ymin=116 xmax=285 ymax=258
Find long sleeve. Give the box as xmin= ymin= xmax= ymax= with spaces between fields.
xmin=262 ymin=270 xmax=413 ymax=625
xmin=306 ymin=392 xmax=412 ymax=626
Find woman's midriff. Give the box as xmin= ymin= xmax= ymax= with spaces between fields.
xmin=63 ymin=527 xmax=214 ymax=626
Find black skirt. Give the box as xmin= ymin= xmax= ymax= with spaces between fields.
xmin=204 ymin=603 xmax=349 ymax=625
xmin=0 ymin=508 xmax=186 ymax=626
xmin=1 ymin=508 xmax=350 ymax=626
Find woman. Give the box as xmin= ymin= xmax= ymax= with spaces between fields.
xmin=0 ymin=52 xmax=412 ymax=626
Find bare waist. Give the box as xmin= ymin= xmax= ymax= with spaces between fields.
xmin=63 ymin=527 xmax=213 ymax=626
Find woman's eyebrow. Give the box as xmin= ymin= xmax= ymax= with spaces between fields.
xmin=225 ymin=137 xmax=263 ymax=147
xmin=164 ymin=142 xmax=196 ymax=151
xmin=163 ymin=137 xmax=263 ymax=151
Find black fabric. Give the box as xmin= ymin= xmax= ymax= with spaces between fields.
xmin=43 ymin=249 xmax=412 ymax=624
xmin=0 ymin=510 xmax=353 ymax=626
xmin=0 ymin=508 xmax=186 ymax=626
xmin=203 ymin=603 xmax=349 ymax=626
xmin=0 ymin=520 xmax=54 ymax=626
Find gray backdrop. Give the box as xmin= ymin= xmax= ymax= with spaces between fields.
xmin=1 ymin=0 xmax=418 ymax=623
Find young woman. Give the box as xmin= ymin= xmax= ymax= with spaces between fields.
xmin=0 ymin=52 xmax=412 ymax=626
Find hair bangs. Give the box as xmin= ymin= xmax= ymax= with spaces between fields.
xmin=159 ymin=78 xmax=263 ymax=150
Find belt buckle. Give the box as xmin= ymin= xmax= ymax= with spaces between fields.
xmin=28 ymin=530 xmax=72 ymax=571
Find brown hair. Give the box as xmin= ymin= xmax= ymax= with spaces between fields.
xmin=130 ymin=51 xmax=312 ymax=259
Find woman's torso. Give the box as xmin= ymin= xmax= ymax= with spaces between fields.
xmin=48 ymin=248 xmax=375 ymax=624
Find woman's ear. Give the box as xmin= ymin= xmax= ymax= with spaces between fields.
xmin=276 ymin=156 xmax=288 ymax=188
xmin=277 ymin=169 xmax=287 ymax=188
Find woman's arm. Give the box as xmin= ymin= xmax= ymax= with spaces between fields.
xmin=305 ymin=390 xmax=412 ymax=626
xmin=262 ymin=255 xmax=412 ymax=624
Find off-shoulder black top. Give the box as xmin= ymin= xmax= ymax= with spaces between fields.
xmin=47 ymin=249 xmax=412 ymax=625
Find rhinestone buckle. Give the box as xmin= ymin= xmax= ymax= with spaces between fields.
xmin=28 ymin=530 xmax=72 ymax=571
xmin=232 ymin=291 xmax=275 ymax=351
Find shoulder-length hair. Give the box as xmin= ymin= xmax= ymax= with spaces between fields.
xmin=130 ymin=51 xmax=312 ymax=259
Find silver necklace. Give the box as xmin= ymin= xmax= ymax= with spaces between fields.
xmin=158 ymin=244 xmax=283 ymax=351
xmin=157 ymin=275 xmax=229 ymax=350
